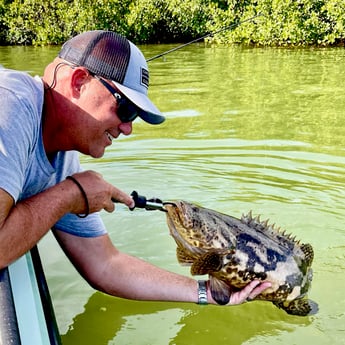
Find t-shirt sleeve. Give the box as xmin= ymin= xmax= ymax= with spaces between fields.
xmin=0 ymin=87 xmax=37 ymax=201
xmin=0 ymin=72 xmax=107 ymax=238
xmin=54 ymin=212 xmax=107 ymax=238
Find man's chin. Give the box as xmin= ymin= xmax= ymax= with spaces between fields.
xmin=88 ymin=147 xmax=106 ymax=159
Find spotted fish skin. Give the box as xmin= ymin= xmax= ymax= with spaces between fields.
xmin=165 ymin=201 xmax=316 ymax=316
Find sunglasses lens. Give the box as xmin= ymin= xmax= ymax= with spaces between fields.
xmin=96 ymin=76 xmax=140 ymax=123
xmin=117 ymin=99 xmax=139 ymax=123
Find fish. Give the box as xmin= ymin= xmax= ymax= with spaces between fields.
xmin=165 ymin=201 xmax=317 ymax=316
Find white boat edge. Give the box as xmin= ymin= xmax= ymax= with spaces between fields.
xmin=0 ymin=247 xmax=61 ymax=345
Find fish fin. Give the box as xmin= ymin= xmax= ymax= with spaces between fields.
xmin=209 ymin=276 xmax=232 ymax=305
xmin=176 ymin=247 xmax=194 ymax=265
xmin=300 ymin=243 xmax=314 ymax=266
xmin=273 ymin=299 xmax=318 ymax=316
xmin=190 ymin=251 xmax=223 ymax=275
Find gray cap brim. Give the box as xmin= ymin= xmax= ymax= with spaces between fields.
xmin=113 ymin=81 xmax=165 ymax=124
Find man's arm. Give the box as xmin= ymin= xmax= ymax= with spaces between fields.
xmin=0 ymin=171 xmax=134 ymax=269
xmin=54 ymin=230 xmax=271 ymax=305
xmin=0 ymin=184 xmax=77 ymax=268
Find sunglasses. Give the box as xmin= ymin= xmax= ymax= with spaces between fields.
xmin=94 ymin=76 xmax=140 ymax=123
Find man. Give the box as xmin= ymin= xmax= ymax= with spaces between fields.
xmin=0 ymin=30 xmax=270 ymax=306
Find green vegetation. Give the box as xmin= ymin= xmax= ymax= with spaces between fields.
xmin=0 ymin=0 xmax=344 ymax=46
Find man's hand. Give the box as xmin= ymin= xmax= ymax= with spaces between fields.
xmin=66 ymin=170 xmax=134 ymax=215
xmin=229 ymin=280 xmax=272 ymax=305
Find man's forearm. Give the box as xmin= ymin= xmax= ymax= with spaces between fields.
xmin=101 ymin=252 xmax=200 ymax=303
xmin=0 ymin=181 xmax=76 ymax=268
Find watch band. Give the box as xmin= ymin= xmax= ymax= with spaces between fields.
xmin=197 ymin=280 xmax=208 ymax=305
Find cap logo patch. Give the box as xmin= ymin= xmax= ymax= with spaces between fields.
xmin=141 ymin=68 xmax=149 ymax=88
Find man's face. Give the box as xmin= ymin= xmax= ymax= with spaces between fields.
xmin=71 ymin=74 xmax=133 ymax=158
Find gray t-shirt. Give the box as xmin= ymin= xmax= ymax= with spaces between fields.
xmin=0 ymin=67 xmax=107 ymax=237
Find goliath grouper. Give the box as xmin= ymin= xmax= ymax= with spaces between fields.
xmin=164 ymin=201 xmax=317 ymax=316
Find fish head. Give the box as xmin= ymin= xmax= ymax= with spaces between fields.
xmin=165 ymin=201 xmax=235 ymax=255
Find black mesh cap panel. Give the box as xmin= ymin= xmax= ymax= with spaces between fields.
xmin=59 ymin=31 xmax=130 ymax=84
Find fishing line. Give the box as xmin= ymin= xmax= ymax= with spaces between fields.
xmin=146 ymin=13 xmax=264 ymax=62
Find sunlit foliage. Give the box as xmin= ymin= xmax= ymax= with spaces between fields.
xmin=0 ymin=0 xmax=344 ymax=46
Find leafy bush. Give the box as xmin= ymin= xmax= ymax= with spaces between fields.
xmin=0 ymin=0 xmax=344 ymax=46
xmin=207 ymin=0 xmax=345 ymax=46
xmin=4 ymin=0 xmax=62 ymax=45
xmin=2 ymin=0 xmax=130 ymax=45
xmin=126 ymin=0 xmax=214 ymax=43
xmin=0 ymin=0 xmax=9 ymax=44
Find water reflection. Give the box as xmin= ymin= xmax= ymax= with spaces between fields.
xmin=99 ymin=137 xmax=345 ymax=220
xmin=61 ymin=292 xmax=312 ymax=345
xmin=146 ymin=45 xmax=345 ymax=153
xmin=0 ymin=45 xmax=60 ymax=74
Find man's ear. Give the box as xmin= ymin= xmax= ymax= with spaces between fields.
xmin=70 ymin=67 xmax=91 ymax=97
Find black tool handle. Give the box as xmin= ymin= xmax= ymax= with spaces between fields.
xmin=130 ymin=191 xmax=165 ymax=211
xmin=112 ymin=191 xmax=165 ymax=211
xmin=130 ymin=191 xmax=147 ymax=209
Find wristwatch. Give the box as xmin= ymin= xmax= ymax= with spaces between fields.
xmin=197 ymin=280 xmax=208 ymax=305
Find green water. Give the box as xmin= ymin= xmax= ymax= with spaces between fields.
xmin=1 ymin=44 xmax=344 ymax=345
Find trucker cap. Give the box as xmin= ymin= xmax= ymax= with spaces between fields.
xmin=58 ymin=30 xmax=165 ymax=124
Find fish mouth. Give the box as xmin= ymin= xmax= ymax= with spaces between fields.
xmin=165 ymin=201 xmax=187 ymax=221
xmin=165 ymin=205 xmax=183 ymax=238
xmin=161 ymin=201 xmax=177 ymax=212
xmin=165 ymin=202 xmax=205 ymax=255
xmin=166 ymin=203 xmax=189 ymax=240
